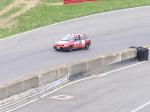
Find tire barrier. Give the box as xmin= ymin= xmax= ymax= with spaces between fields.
xmin=137 ymin=47 xmax=149 ymax=61
xmin=0 ymin=47 xmax=148 ymax=100
xmin=130 ymin=47 xmax=149 ymax=61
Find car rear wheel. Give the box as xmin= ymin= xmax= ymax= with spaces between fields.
xmin=84 ymin=45 xmax=89 ymax=50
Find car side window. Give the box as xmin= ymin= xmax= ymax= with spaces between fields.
xmin=79 ymin=35 xmax=84 ymax=40
xmin=83 ymin=34 xmax=89 ymax=39
xmin=73 ymin=36 xmax=78 ymax=41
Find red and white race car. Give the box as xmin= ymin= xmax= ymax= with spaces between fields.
xmin=53 ymin=33 xmax=91 ymax=52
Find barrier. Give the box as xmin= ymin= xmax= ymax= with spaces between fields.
xmin=103 ymin=53 xmax=121 ymax=65
xmin=0 ymin=86 xmax=6 ymax=100
xmin=121 ymin=48 xmax=137 ymax=60
xmin=5 ymin=81 xmax=22 ymax=98
xmin=130 ymin=46 xmax=149 ymax=61
xmin=0 ymin=47 xmax=145 ymax=100
xmin=68 ymin=48 xmax=137 ymax=80
xmin=22 ymin=75 xmax=39 ymax=91
xmin=0 ymin=75 xmax=39 ymax=100
xmin=144 ymin=46 xmax=150 ymax=60
xmin=39 ymin=65 xmax=68 ymax=85
xmin=137 ymin=47 xmax=149 ymax=61
xmin=87 ymin=56 xmax=105 ymax=75
xmin=68 ymin=61 xmax=88 ymax=80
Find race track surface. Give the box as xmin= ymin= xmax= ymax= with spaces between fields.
xmin=0 ymin=6 xmax=150 ymax=84
xmin=13 ymin=61 xmax=150 ymax=112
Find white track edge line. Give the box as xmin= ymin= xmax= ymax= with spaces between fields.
xmin=6 ymin=99 xmax=38 ymax=112
xmin=130 ymin=100 xmax=150 ymax=112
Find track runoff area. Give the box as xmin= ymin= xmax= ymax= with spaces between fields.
xmin=5 ymin=60 xmax=150 ymax=112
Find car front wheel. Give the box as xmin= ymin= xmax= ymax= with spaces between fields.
xmin=68 ymin=46 xmax=73 ymax=52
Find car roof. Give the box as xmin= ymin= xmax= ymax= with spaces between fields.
xmin=70 ymin=33 xmax=83 ymax=37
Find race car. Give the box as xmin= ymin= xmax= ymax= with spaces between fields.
xmin=53 ymin=33 xmax=91 ymax=52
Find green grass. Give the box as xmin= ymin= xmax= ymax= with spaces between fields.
xmin=0 ymin=0 xmax=14 ymax=10
xmin=0 ymin=0 xmax=150 ymax=39
xmin=0 ymin=7 xmax=21 ymax=18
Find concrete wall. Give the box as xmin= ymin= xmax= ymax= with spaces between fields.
xmin=22 ymin=75 xmax=39 ymax=91
xmin=68 ymin=61 xmax=89 ymax=80
xmin=121 ymin=48 xmax=137 ymax=60
xmin=39 ymin=65 xmax=68 ymax=85
xmin=0 ymin=48 xmax=138 ymax=100
xmin=144 ymin=46 xmax=150 ymax=60
xmin=68 ymin=48 xmax=137 ymax=80
xmin=0 ymin=75 xmax=39 ymax=99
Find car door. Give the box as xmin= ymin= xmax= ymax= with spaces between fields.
xmin=80 ymin=35 xmax=86 ymax=48
xmin=72 ymin=36 xmax=79 ymax=49
xmin=77 ymin=35 xmax=83 ymax=48
xmin=83 ymin=34 xmax=91 ymax=45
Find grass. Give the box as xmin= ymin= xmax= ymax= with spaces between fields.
xmin=0 ymin=0 xmax=150 ymax=39
xmin=0 ymin=0 xmax=14 ymax=10
xmin=0 ymin=7 xmax=21 ymax=18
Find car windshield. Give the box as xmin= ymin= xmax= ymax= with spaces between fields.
xmin=61 ymin=34 xmax=74 ymax=41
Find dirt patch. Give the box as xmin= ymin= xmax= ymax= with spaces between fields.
xmin=0 ymin=0 xmax=40 ymax=28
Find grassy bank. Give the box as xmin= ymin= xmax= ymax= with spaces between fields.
xmin=0 ymin=0 xmax=150 ymax=39
xmin=0 ymin=0 xmax=14 ymax=10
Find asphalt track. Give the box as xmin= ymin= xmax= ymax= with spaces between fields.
xmin=0 ymin=6 xmax=150 ymax=85
xmin=12 ymin=61 xmax=150 ymax=112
